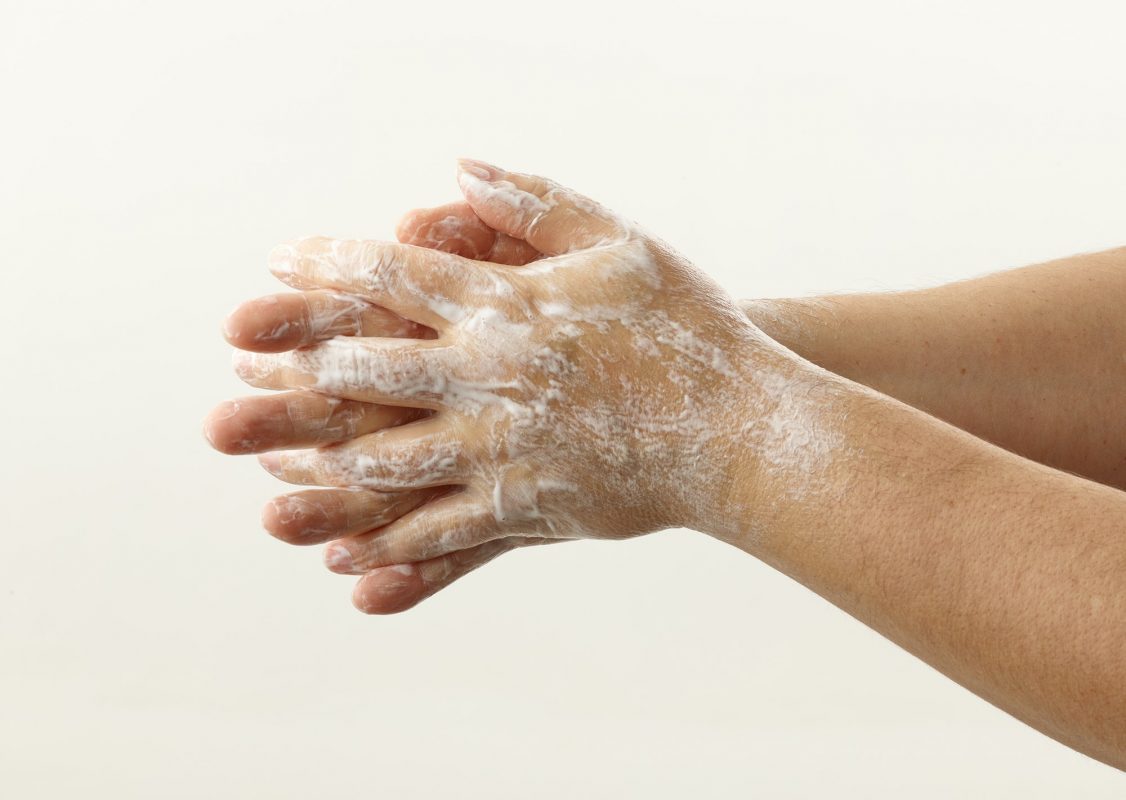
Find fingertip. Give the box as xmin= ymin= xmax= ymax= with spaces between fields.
xmin=221 ymin=302 xmax=251 ymax=348
xmin=231 ymin=349 xmax=257 ymax=381
xmin=352 ymin=566 xmax=424 ymax=615
xmin=202 ymin=400 xmax=249 ymax=455
xmin=456 ymin=157 xmax=499 ymax=181
xmin=262 ymin=491 xmax=347 ymax=545
xmin=221 ymin=310 xmax=238 ymax=343
xmin=261 ymin=496 xmax=304 ymax=542
xmin=324 ymin=543 xmax=355 ymax=574
xmin=261 ymin=497 xmax=282 ymax=535
xmin=394 ymin=209 xmax=423 ymax=242
xmin=221 ymin=301 xmax=262 ymax=350
xmin=222 ymin=295 xmax=308 ymax=353
xmin=267 ymin=240 xmax=301 ymax=277
xmin=257 ymin=451 xmax=283 ymax=477
xmin=455 ymin=158 xmax=501 ymax=206
xmin=352 ymin=583 xmax=381 ymax=614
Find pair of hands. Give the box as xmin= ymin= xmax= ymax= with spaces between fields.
xmin=205 ymin=160 xmax=782 ymax=613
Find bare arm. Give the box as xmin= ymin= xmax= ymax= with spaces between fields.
xmin=741 ymin=247 xmax=1126 ymax=489
xmin=727 ymin=249 xmax=1126 ymax=767
xmin=716 ymin=346 xmax=1126 ymax=771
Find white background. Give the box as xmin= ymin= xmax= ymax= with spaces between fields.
xmin=2 ymin=0 xmax=1124 ymax=796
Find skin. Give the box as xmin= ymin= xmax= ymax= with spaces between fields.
xmin=204 ymin=161 xmax=1126 ymax=770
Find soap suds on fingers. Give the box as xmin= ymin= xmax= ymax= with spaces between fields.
xmin=236 ymin=163 xmax=838 ymax=570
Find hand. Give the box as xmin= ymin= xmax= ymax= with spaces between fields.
xmin=211 ymin=161 xmax=783 ymax=612
xmin=207 ymin=202 xmax=559 ymax=613
xmin=242 ymin=160 xmax=767 ymax=547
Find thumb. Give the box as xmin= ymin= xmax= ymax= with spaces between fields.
xmin=455 ymin=159 xmax=626 ymax=256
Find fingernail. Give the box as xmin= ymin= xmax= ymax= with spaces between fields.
xmin=457 ymin=157 xmax=500 ymax=181
xmin=261 ymin=498 xmax=283 ymax=531
xmin=257 ymin=452 xmax=283 ymax=476
xmin=221 ymin=312 xmax=238 ymax=341
xmin=267 ymin=242 xmax=298 ymax=275
xmin=231 ymin=349 xmax=257 ymax=379
xmin=211 ymin=400 xmax=241 ymax=421
xmin=325 ymin=544 xmax=353 ymax=573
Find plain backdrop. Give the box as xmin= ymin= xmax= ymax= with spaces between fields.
xmin=1 ymin=0 xmax=1124 ymax=796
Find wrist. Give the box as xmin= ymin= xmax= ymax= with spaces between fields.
xmin=738 ymin=297 xmax=842 ymax=364
xmin=680 ymin=331 xmax=858 ymax=551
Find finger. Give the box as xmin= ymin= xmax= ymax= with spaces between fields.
xmin=232 ymin=337 xmax=455 ymax=409
xmin=257 ymin=416 xmax=470 ymax=491
xmin=324 ymin=491 xmax=501 ymax=573
xmin=267 ymin=236 xmax=507 ymax=328
xmin=487 ymin=229 xmax=542 ymax=266
xmin=262 ymin=487 xmax=440 ymax=545
xmin=350 ymin=537 xmax=516 ymax=614
xmin=395 ymin=202 xmax=541 ymax=266
xmin=223 ymin=291 xmax=433 ymax=354
xmin=455 ymin=159 xmax=627 ymax=256
xmin=202 ymin=392 xmax=423 ymax=455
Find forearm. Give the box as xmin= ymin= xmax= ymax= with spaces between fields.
xmin=713 ymin=351 xmax=1126 ymax=769
xmin=741 ymin=246 xmax=1126 ymax=489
